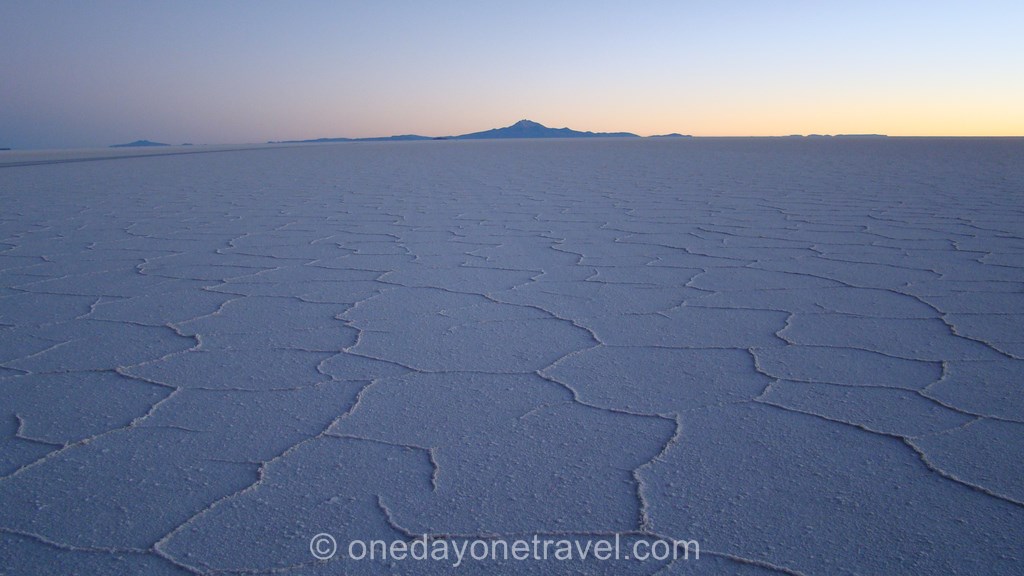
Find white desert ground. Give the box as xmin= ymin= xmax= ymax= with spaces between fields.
xmin=1 ymin=138 xmax=1022 ymax=575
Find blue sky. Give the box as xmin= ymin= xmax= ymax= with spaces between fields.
xmin=2 ymin=1 xmax=1022 ymax=148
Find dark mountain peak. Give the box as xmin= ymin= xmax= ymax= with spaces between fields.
xmin=456 ymin=120 xmax=638 ymax=140
xmin=275 ymin=120 xmax=641 ymax=144
xmin=110 ymin=139 xmax=170 ymax=148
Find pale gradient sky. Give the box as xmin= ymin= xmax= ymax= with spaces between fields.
xmin=2 ymin=1 xmax=1022 ymax=148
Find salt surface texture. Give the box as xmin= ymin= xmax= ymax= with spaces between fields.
xmin=1 ymin=138 xmax=1022 ymax=574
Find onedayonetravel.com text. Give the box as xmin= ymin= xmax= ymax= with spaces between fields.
xmin=310 ymin=532 xmax=699 ymax=567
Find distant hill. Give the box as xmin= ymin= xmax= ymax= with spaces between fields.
xmin=356 ymin=135 xmax=433 ymax=142
xmin=110 ymin=140 xmax=170 ymax=148
xmin=272 ymin=134 xmax=432 ymax=144
xmin=455 ymin=119 xmax=638 ymax=140
xmin=782 ymin=134 xmax=889 ymax=139
xmin=648 ymin=133 xmax=693 ymax=138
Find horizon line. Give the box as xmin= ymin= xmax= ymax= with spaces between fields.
xmin=5 ymin=119 xmax=1024 ymax=150
xmin=6 ymin=135 xmax=1024 ymax=152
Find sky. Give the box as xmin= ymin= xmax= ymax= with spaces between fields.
xmin=2 ymin=1 xmax=1022 ymax=148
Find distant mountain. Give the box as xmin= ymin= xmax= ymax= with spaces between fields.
xmin=782 ymin=134 xmax=889 ymax=139
xmin=274 ymin=137 xmax=354 ymax=144
xmin=357 ymin=134 xmax=433 ymax=142
xmin=455 ymin=119 xmax=638 ymax=140
xmin=110 ymin=140 xmax=170 ymax=148
xmin=648 ymin=133 xmax=693 ymax=138
xmin=272 ymin=134 xmax=432 ymax=144
xmin=272 ymin=120 xmax=644 ymax=144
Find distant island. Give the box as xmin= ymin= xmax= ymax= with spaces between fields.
xmin=110 ymin=140 xmax=171 ymax=148
xmin=101 ymin=128 xmax=893 ymax=150
xmin=270 ymin=119 xmax=663 ymax=144
xmin=276 ymin=134 xmax=433 ymax=144
xmin=455 ymin=119 xmax=638 ymax=140
xmin=782 ymin=134 xmax=889 ymax=139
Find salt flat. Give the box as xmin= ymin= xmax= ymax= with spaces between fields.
xmin=1 ymin=138 xmax=1022 ymax=574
